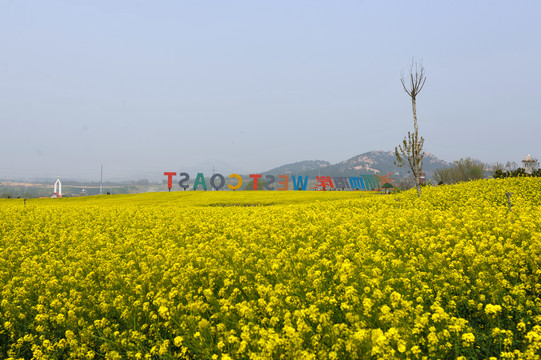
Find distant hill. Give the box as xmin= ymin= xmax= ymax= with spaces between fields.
xmin=263 ymin=150 xmax=450 ymax=178
xmin=262 ymin=160 xmax=331 ymax=176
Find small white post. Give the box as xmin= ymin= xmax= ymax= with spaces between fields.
xmin=54 ymin=176 xmax=62 ymax=196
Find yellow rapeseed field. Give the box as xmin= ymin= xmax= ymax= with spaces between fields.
xmin=1 ymin=178 xmax=540 ymax=359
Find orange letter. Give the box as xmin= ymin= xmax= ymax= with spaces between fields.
xmin=278 ymin=175 xmax=289 ymax=191
xmin=228 ymin=174 xmax=243 ymax=190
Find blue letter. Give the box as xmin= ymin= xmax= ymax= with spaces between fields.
xmin=349 ymin=177 xmax=366 ymax=190
xmin=291 ymin=175 xmax=309 ymax=191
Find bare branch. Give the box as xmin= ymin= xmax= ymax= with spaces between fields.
xmin=401 ymin=60 xmax=427 ymax=100
xmin=400 ymin=76 xmax=410 ymax=96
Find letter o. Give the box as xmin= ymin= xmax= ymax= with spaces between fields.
xmin=210 ymin=173 xmax=225 ymax=190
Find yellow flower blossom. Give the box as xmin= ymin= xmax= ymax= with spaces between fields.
xmin=0 ymin=178 xmax=540 ymax=358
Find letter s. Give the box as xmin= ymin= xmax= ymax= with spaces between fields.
xmin=178 ymin=172 xmax=190 ymax=190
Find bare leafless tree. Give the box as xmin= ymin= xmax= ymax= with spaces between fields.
xmin=395 ymin=60 xmax=427 ymax=197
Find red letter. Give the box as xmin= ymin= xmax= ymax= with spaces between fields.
xmin=163 ymin=172 xmax=176 ymax=191
xmin=249 ymin=174 xmax=262 ymax=190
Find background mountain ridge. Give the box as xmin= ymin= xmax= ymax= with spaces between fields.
xmin=262 ymin=150 xmax=450 ymax=178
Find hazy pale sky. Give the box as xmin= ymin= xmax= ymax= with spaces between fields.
xmin=1 ymin=1 xmax=539 ymax=180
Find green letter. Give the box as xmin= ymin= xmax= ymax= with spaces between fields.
xmin=193 ymin=173 xmax=207 ymax=190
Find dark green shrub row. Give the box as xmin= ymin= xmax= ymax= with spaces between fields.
xmin=493 ymin=168 xmax=541 ymax=178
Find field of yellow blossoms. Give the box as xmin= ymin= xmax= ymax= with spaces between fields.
xmin=1 ymin=177 xmax=541 ymax=359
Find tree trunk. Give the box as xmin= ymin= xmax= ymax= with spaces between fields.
xmin=412 ymin=98 xmax=418 ymax=135
xmin=412 ymin=97 xmax=422 ymax=197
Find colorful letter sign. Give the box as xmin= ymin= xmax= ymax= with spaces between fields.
xmin=164 ymin=172 xmax=392 ymax=191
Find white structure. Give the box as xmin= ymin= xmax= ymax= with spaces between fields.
xmin=522 ymin=154 xmax=536 ymax=175
xmin=53 ymin=176 xmax=62 ymax=197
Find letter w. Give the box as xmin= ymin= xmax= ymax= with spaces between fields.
xmin=291 ymin=176 xmax=309 ymax=191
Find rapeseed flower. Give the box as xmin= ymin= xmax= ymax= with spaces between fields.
xmin=1 ymin=178 xmax=540 ymax=358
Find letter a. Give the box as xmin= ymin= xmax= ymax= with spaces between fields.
xmin=193 ymin=173 xmax=207 ymax=190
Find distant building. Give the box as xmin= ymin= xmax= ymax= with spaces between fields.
xmin=51 ymin=176 xmax=62 ymax=198
xmin=381 ymin=182 xmax=395 ymax=194
xmin=522 ymin=154 xmax=536 ymax=175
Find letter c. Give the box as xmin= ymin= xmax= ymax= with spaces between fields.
xmin=228 ymin=174 xmax=243 ymax=190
